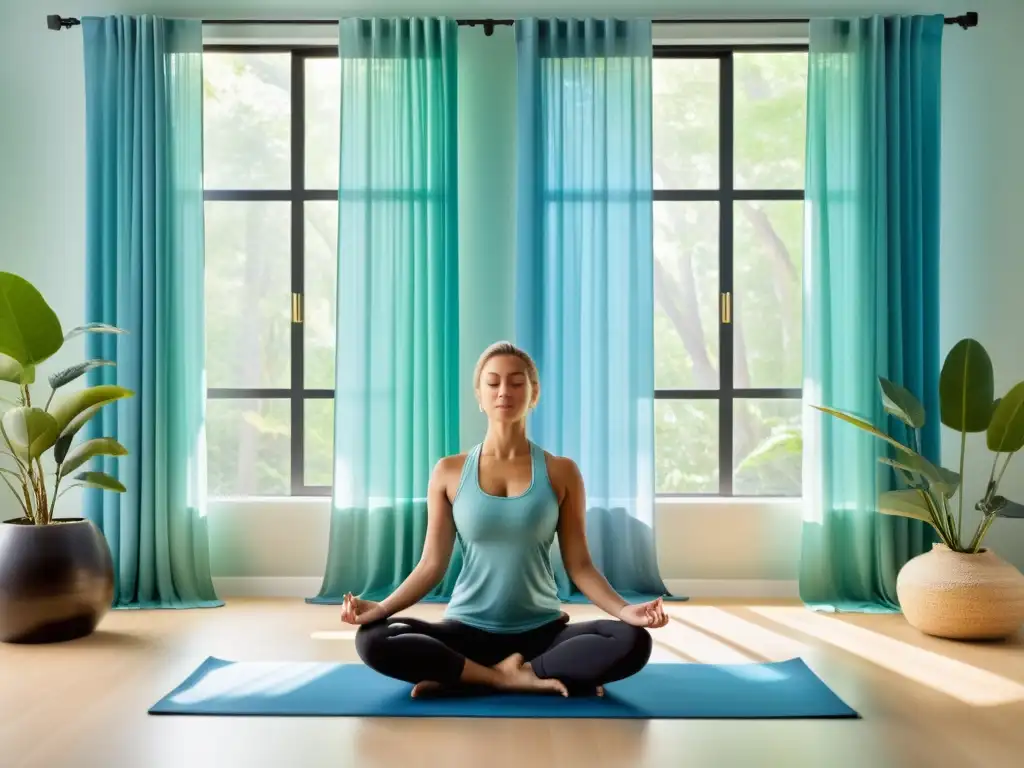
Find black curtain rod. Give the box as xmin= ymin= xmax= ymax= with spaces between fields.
xmin=47 ymin=12 xmax=979 ymax=35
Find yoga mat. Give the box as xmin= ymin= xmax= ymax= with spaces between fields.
xmin=149 ymin=657 xmax=857 ymax=719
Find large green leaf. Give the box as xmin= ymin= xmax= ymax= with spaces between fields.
xmin=0 ymin=272 xmax=64 ymax=367
xmin=878 ymin=489 xmax=936 ymax=525
xmin=987 ymin=382 xmax=1024 ymax=452
xmin=878 ymin=377 xmax=926 ymax=428
xmin=992 ymin=497 xmax=1024 ymax=519
xmin=940 ymin=338 xmax=995 ymax=432
xmin=1 ymin=407 xmax=60 ymax=459
xmin=0 ymin=354 xmax=24 ymax=385
xmin=73 ymin=471 xmax=126 ymax=493
xmin=58 ymin=403 xmax=104 ymax=441
xmin=63 ymin=323 xmax=126 ymax=342
xmin=60 ymin=438 xmax=128 ymax=477
xmin=48 ymin=360 xmax=115 ymax=390
xmin=811 ymin=405 xmax=915 ymax=455
xmin=878 ymin=454 xmax=959 ymax=497
xmin=51 ymin=385 xmax=133 ymax=435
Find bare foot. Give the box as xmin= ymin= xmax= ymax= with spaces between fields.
xmin=411 ymin=681 xmax=442 ymax=698
xmin=493 ymin=653 xmax=568 ymax=697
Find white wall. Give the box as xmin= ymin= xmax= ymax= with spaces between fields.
xmin=3 ymin=0 xmax=1023 ymax=592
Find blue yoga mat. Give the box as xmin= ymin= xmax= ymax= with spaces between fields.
xmin=149 ymin=657 xmax=857 ymax=719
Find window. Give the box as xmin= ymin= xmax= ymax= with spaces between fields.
xmin=203 ymin=46 xmax=339 ymax=497
xmin=652 ymin=46 xmax=807 ymax=497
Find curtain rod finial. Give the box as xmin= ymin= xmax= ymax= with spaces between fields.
xmin=46 ymin=15 xmax=81 ymax=31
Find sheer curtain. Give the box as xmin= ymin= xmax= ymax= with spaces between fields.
xmin=309 ymin=18 xmax=462 ymax=603
xmin=800 ymin=15 xmax=943 ymax=611
xmin=82 ymin=15 xmax=221 ymax=609
xmin=515 ymin=18 xmax=676 ymax=601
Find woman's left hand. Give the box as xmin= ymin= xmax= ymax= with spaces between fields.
xmin=618 ymin=596 xmax=668 ymax=628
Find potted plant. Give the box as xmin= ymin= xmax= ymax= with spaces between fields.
xmin=815 ymin=338 xmax=1024 ymax=640
xmin=0 ymin=272 xmax=132 ymax=643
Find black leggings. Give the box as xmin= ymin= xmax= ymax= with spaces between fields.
xmin=355 ymin=616 xmax=652 ymax=693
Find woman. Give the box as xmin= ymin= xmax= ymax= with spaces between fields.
xmin=342 ymin=341 xmax=668 ymax=698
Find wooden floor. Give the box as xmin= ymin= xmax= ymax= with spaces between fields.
xmin=2 ymin=598 xmax=1023 ymax=768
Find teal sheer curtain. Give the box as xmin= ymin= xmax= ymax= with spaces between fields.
xmin=82 ymin=16 xmax=221 ymax=609
xmin=800 ymin=15 xmax=943 ymax=612
xmin=309 ymin=18 xmax=462 ymax=604
xmin=515 ymin=19 xmax=675 ymax=602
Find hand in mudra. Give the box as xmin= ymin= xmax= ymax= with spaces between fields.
xmin=618 ymin=596 xmax=669 ymax=628
xmin=341 ymin=592 xmax=387 ymax=625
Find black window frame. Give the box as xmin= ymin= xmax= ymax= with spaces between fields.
xmin=203 ymin=44 xmax=338 ymax=498
xmin=653 ymin=43 xmax=806 ymax=498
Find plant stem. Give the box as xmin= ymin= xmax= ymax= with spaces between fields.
xmin=957 ymin=427 xmax=967 ymax=544
xmin=923 ymin=491 xmax=955 ymax=548
xmin=36 ymin=458 xmax=49 ymax=524
xmin=49 ymin=470 xmax=61 ymax=520
xmin=22 ymin=384 xmax=31 ymax=408
xmin=44 ymin=388 xmax=55 ymax=412
xmin=995 ymin=452 xmax=1015 ymax=486
xmin=970 ymin=514 xmax=997 ymax=553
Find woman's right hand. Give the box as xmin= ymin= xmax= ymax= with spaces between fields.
xmin=341 ymin=592 xmax=387 ymax=625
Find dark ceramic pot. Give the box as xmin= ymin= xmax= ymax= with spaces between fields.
xmin=0 ymin=517 xmax=114 ymax=643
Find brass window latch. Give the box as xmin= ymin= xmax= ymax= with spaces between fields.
xmin=292 ymin=293 xmax=303 ymax=324
xmin=721 ymin=291 xmax=731 ymax=325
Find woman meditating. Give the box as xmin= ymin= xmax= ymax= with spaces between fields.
xmin=342 ymin=342 xmax=668 ymax=698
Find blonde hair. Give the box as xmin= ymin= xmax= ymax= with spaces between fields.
xmin=473 ymin=341 xmax=540 ymax=403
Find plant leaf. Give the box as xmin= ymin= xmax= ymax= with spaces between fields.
xmin=58 ymin=403 xmax=104 ymax=442
xmin=940 ymin=338 xmax=995 ymax=433
xmin=53 ymin=432 xmax=74 ymax=464
xmin=60 ymin=438 xmax=128 ymax=477
xmin=0 ymin=353 xmax=24 ymax=385
xmin=0 ymin=272 xmax=64 ymax=367
xmin=987 ymin=382 xmax=1024 ymax=452
xmin=879 ymin=454 xmax=960 ymax=497
xmin=73 ymin=471 xmax=126 ymax=493
xmin=63 ymin=323 xmax=126 ymax=342
xmin=811 ymin=405 xmax=916 ymax=455
xmin=1 ymin=407 xmax=60 ymax=459
xmin=47 ymin=360 xmax=115 ymax=390
xmin=51 ymin=385 xmax=133 ymax=435
xmin=879 ymin=457 xmax=925 ymax=488
xmin=991 ymin=496 xmax=1024 ymax=519
xmin=879 ymin=489 xmax=936 ymax=525
xmin=878 ymin=377 xmax=926 ymax=428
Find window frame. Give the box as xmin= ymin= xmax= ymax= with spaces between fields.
xmin=203 ymin=44 xmax=337 ymax=498
xmin=653 ymin=43 xmax=806 ymax=498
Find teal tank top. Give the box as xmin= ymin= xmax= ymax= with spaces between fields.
xmin=444 ymin=442 xmax=563 ymax=633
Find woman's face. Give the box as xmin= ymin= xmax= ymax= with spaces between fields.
xmin=477 ymin=355 xmax=536 ymax=424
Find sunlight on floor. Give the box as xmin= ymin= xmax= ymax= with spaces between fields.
xmin=656 ymin=615 xmax=761 ymax=664
xmin=749 ymin=607 xmax=1024 ymax=706
xmin=669 ymin=606 xmax=809 ymax=660
xmin=171 ymin=661 xmax=336 ymax=704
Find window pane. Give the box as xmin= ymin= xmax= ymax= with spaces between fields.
xmin=305 ymin=57 xmax=340 ymax=190
xmin=305 ymin=399 xmax=334 ymax=487
xmin=304 ymin=201 xmax=338 ymax=389
xmin=656 ymin=400 xmax=719 ymax=494
xmin=734 ymin=52 xmax=808 ymax=190
xmin=733 ymin=201 xmax=803 ymax=389
xmin=205 ymin=201 xmax=291 ymax=389
xmin=203 ymin=52 xmax=290 ymax=190
xmin=207 ymin=399 xmax=291 ymax=496
xmin=654 ymin=202 xmax=719 ymax=390
xmin=733 ymin=398 xmax=802 ymax=496
xmin=653 ymin=58 xmax=719 ymax=190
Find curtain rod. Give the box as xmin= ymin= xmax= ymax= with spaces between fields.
xmin=47 ymin=12 xmax=979 ymax=35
